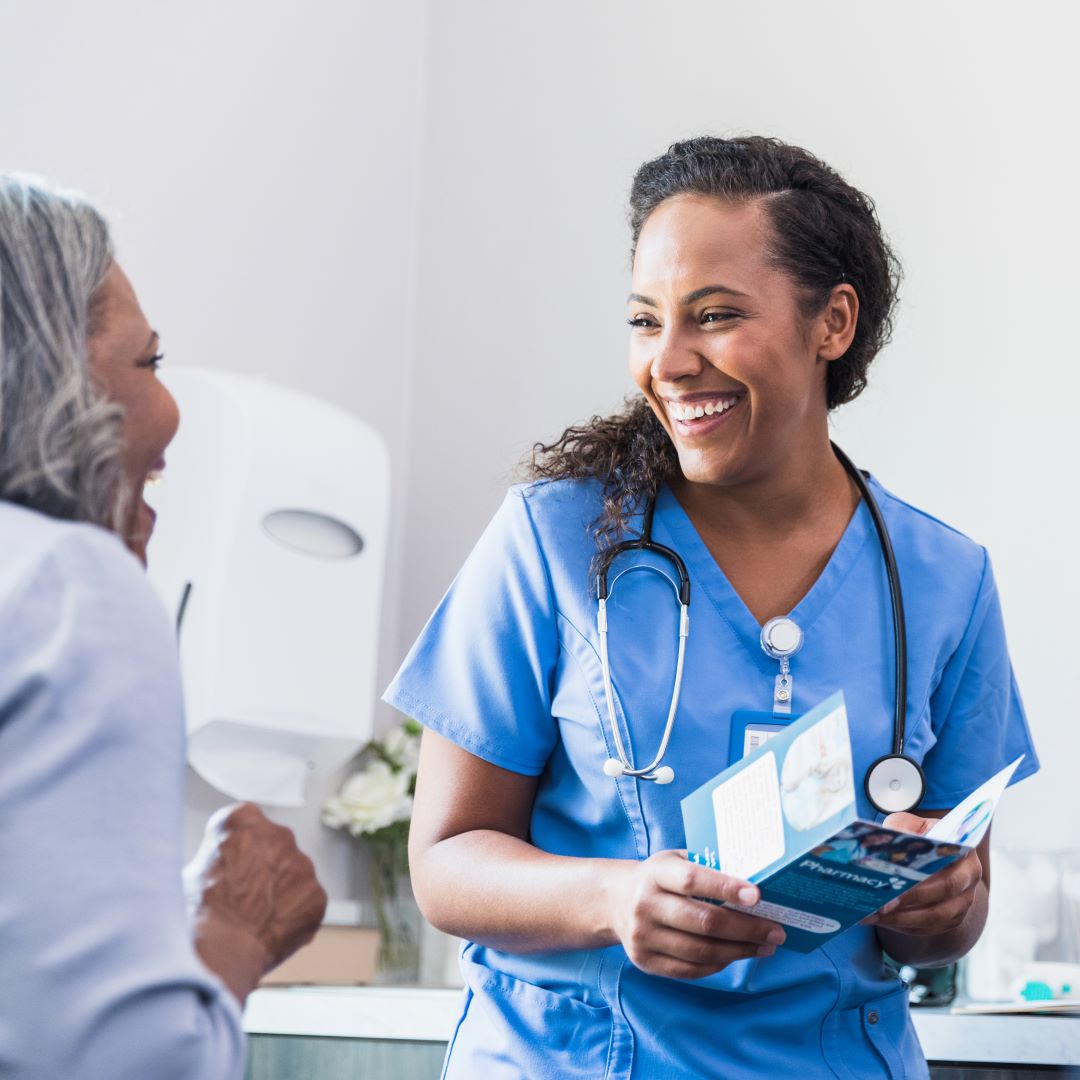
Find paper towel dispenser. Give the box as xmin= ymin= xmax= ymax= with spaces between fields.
xmin=145 ymin=367 xmax=390 ymax=806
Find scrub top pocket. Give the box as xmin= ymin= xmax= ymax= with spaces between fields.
xmin=446 ymin=952 xmax=613 ymax=1080
xmin=822 ymin=982 xmax=928 ymax=1080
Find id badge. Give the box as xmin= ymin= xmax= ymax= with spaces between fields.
xmin=728 ymin=709 xmax=801 ymax=765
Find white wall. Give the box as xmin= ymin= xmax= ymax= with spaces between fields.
xmin=405 ymin=0 xmax=1078 ymax=851
xmin=0 ymin=0 xmax=430 ymax=897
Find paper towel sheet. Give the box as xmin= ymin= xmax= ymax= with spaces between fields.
xmin=188 ymin=719 xmax=360 ymax=806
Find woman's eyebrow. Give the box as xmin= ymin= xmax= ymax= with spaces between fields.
xmin=682 ymin=284 xmax=749 ymax=304
xmin=627 ymin=285 xmax=749 ymax=306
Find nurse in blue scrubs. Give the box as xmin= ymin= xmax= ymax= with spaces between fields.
xmin=386 ymin=136 xmax=1039 ymax=1079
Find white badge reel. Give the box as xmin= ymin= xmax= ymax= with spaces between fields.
xmin=760 ymin=616 xmax=803 ymax=715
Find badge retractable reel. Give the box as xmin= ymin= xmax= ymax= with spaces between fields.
xmin=760 ymin=615 xmax=803 ymax=715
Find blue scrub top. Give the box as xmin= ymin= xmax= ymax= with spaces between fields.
xmin=386 ymin=476 xmax=1038 ymax=1080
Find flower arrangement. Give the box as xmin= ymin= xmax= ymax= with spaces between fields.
xmin=322 ymin=718 xmax=422 ymax=979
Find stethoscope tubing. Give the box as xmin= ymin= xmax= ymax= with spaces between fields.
xmin=598 ymin=582 xmax=688 ymax=779
xmin=830 ymin=443 xmax=908 ymax=758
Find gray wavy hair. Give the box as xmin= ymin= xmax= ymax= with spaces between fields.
xmin=0 ymin=175 xmax=127 ymax=530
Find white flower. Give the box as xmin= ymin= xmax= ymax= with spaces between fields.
xmin=382 ymin=725 xmax=421 ymax=775
xmin=322 ymin=759 xmax=413 ymax=836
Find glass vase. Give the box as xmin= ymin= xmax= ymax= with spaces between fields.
xmin=366 ymin=826 xmax=421 ymax=985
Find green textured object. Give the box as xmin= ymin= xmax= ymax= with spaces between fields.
xmin=1019 ymin=980 xmax=1055 ymax=1002
xmin=246 ymin=1035 xmax=446 ymax=1080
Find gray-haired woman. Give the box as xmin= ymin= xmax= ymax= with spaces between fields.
xmin=0 ymin=176 xmax=327 ymax=1079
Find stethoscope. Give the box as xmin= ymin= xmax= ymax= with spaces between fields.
xmin=596 ymin=443 xmax=926 ymax=815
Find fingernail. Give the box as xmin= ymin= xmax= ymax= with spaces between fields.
xmin=767 ymin=929 xmax=786 ymax=945
xmin=757 ymin=944 xmax=776 ymax=957
xmin=737 ymin=887 xmax=757 ymax=905
xmin=882 ymin=900 xmax=899 ymax=914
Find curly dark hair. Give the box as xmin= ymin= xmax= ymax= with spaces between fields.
xmin=528 ymin=135 xmax=901 ymax=565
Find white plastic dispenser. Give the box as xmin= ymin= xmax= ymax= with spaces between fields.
xmin=145 ymin=367 xmax=390 ymax=806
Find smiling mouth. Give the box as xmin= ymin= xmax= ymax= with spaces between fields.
xmin=665 ymin=392 xmax=745 ymax=425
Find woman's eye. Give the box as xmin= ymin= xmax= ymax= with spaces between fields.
xmin=627 ymin=315 xmax=658 ymax=329
xmin=142 ymin=352 xmax=165 ymax=371
xmin=701 ymin=311 xmax=739 ymax=325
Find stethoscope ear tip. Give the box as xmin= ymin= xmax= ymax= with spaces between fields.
xmin=652 ymin=766 xmax=675 ymax=785
xmin=603 ymin=758 xmax=626 ymax=778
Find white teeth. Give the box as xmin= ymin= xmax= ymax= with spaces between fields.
xmin=145 ymin=470 xmax=164 ymax=487
xmin=667 ymin=397 xmax=740 ymax=422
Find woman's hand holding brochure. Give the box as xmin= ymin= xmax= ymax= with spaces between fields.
xmin=680 ymin=693 xmax=1023 ymax=954
xmin=855 ymin=756 xmax=1015 ymax=950
xmin=861 ymin=812 xmax=985 ymax=935
xmin=864 ymin=758 xmax=1019 ymax=938
xmin=607 ymin=850 xmax=787 ymax=980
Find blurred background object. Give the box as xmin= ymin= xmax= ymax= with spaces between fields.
xmin=321 ymin=720 xmax=422 ymax=982
xmin=147 ymin=367 xmax=390 ymax=808
xmin=964 ymin=848 xmax=1080 ymax=1005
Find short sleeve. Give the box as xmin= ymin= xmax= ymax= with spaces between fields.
xmin=384 ymin=489 xmax=560 ymax=775
xmin=919 ymin=550 xmax=1039 ymax=809
xmin=0 ymin=525 xmax=245 ymax=1079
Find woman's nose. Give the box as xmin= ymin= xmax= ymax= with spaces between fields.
xmin=650 ymin=326 xmax=704 ymax=384
xmin=160 ymin=385 xmax=181 ymax=451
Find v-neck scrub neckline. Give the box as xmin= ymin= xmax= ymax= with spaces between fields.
xmin=652 ymin=480 xmax=877 ymax=673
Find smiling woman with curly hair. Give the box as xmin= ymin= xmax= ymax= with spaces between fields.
xmin=387 ymin=136 xmax=1038 ymax=1079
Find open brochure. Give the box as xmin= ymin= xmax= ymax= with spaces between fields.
xmin=681 ymin=691 xmax=1022 ymax=953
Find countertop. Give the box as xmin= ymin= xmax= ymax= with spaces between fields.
xmin=244 ymin=986 xmax=1080 ymax=1067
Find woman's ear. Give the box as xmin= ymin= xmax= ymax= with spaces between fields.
xmin=816 ymin=283 xmax=859 ymax=362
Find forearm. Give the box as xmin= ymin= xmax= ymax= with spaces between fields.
xmin=876 ymin=880 xmax=989 ymax=968
xmin=413 ymin=829 xmax=634 ymax=952
xmin=192 ymin=910 xmax=272 ymax=1005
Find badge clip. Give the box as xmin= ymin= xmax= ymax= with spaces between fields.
xmin=774 ymin=663 xmax=794 ymax=715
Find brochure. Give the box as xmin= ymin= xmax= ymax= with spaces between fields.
xmin=680 ymin=691 xmax=1022 ymax=953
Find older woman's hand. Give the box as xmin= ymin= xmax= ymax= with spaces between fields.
xmin=184 ymin=803 xmax=328 ymax=1003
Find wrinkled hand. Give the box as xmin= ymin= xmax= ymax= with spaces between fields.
xmin=610 ymin=850 xmax=785 ymax=980
xmin=863 ymin=812 xmax=982 ymax=936
xmin=185 ymin=803 xmax=327 ymax=1000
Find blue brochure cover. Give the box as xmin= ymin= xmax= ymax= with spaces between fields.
xmin=680 ymin=692 xmax=1019 ymax=952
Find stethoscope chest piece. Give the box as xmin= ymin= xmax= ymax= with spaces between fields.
xmin=865 ymin=753 xmax=926 ymax=815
